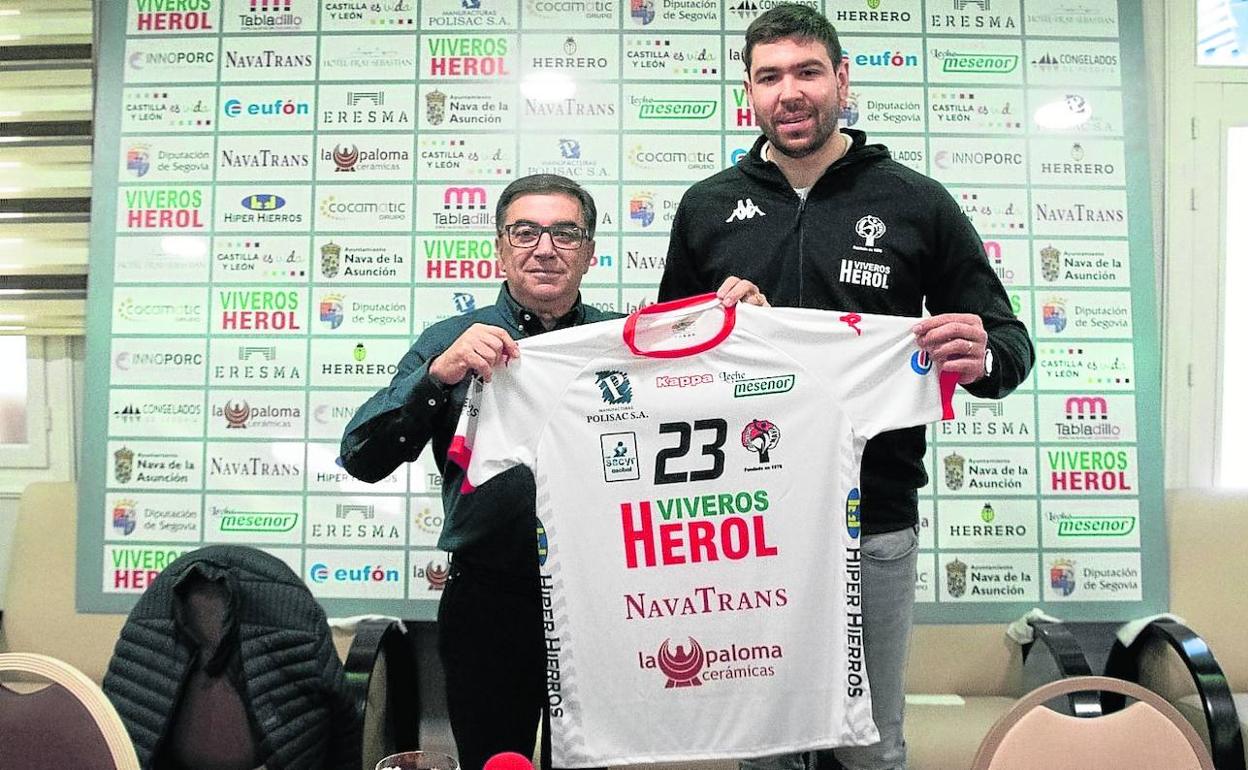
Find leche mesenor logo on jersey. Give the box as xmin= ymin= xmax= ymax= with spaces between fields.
xmin=638 ymin=635 xmax=782 ymax=688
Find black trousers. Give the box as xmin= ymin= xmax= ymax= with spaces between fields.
xmin=437 ymin=563 xmax=602 ymax=770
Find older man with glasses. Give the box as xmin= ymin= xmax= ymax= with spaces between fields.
xmin=340 ymin=174 xmax=617 ymax=770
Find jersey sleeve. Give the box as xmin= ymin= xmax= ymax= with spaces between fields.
xmin=749 ymin=306 xmax=956 ymax=439
xmin=447 ymin=355 xmax=553 ymax=494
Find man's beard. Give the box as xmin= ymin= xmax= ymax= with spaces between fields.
xmin=761 ymin=102 xmax=841 ymax=160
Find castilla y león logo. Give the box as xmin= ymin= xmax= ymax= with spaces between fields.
xmin=657 ymin=637 xmax=705 ymax=688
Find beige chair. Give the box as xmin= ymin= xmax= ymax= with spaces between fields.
xmin=0 ymin=652 xmax=140 ymax=769
xmin=971 ymin=675 xmax=1215 ymax=770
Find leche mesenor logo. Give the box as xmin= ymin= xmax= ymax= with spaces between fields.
xmin=640 ymin=636 xmax=783 ymax=688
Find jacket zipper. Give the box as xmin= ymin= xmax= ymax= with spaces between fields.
xmin=795 ymin=193 xmax=807 ymax=306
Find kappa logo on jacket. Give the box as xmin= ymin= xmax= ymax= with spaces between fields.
xmin=725 ymin=198 xmax=766 ymax=223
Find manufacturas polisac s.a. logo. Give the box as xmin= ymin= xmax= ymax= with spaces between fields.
xmin=639 ymin=635 xmax=782 ymax=687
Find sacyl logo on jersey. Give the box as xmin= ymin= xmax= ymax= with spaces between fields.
xmin=426 ymin=36 xmax=510 ymax=76
xmin=733 ymin=374 xmax=795 ymax=398
xmin=929 ymin=0 xmax=1017 ymax=31
xmin=601 ymin=432 xmax=641 ymax=482
xmin=124 ymin=189 xmax=205 ymax=229
xmin=933 ymin=48 xmax=1018 ymax=74
xmin=223 ymin=96 xmax=309 ymax=119
xmin=640 ymin=636 xmax=781 ymax=687
xmin=133 ymin=0 xmax=214 ymax=31
xmin=237 ymin=0 xmax=303 ymax=31
xmin=725 ymin=199 xmax=765 ymax=223
xmin=309 ymin=562 xmax=400 ymax=584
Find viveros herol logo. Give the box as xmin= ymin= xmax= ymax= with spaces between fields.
xmin=846 ymin=488 xmax=861 ymax=539
xmin=910 ymin=350 xmax=932 ymax=375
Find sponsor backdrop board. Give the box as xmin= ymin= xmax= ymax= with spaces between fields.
xmin=81 ymin=0 xmax=1163 ymax=622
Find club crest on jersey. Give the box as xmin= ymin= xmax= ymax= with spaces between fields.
xmin=595 ymin=370 xmax=633 ymax=404
xmin=741 ymin=419 xmax=781 ymax=466
xmin=853 ymin=215 xmax=886 ymax=253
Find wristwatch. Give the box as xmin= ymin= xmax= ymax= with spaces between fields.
xmin=982 ymin=346 xmax=994 ymax=380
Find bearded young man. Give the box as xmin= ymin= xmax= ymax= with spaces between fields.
xmin=659 ymin=5 xmax=1034 ymax=770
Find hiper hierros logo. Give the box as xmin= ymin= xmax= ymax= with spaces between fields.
xmin=595 ymin=370 xmax=633 ymax=405
xmin=537 ymin=518 xmax=549 ymax=566
xmin=944 ymin=451 xmax=966 ymax=490
xmin=657 ymin=637 xmax=705 ymax=688
xmin=741 ymin=419 xmax=780 ymax=464
xmin=114 ymin=446 xmax=135 ymax=484
xmin=945 ymin=558 xmax=968 ymax=598
xmin=853 ymin=215 xmax=885 ymax=253
xmin=113 ymin=498 xmax=137 ymax=536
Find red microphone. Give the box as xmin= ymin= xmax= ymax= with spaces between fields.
xmin=483 ymin=752 xmax=534 ymax=770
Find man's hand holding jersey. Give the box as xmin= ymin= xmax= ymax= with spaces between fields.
xmin=715 ymin=276 xmax=770 ymax=308
xmin=429 ymin=324 xmax=522 ymax=385
xmin=912 ymin=313 xmax=989 ymax=385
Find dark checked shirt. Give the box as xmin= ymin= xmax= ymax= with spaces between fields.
xmin=340 ymin=285 xmax=620 ymax=577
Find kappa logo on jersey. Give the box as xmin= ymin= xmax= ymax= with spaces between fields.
xmin=656 ymin=637 xmax=704 ymax=687
xmin=655 ymin=373 xmax=712 ymax=388
xmin=601 ymin=432 xmax=641 ymax=482
xmin=853 ymin=215 xmax=886 ymax=253
xmin=596 ymin=370 xmax=633 ymax=405
xmin=840 ymin=313 xmax=862 ymax=336
xmin=741 ymin=419 xmax=780 ymax=465
xmin=725 ymin=198 xmax=766 ymax=223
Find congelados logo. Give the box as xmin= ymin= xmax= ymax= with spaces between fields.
xmin=640 ymin=635 xmax=782 ymax=688
xmin=638 ymin=100 xmax=717 ymax=120
xmin=939 ymin=51 xmax=1018 ymax=74
xmin=1057 ymin=515 xmax=1135 ymax=537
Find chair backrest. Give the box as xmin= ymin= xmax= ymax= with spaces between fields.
xmin=0 ymin=652 xmax=140 ymax=770
xmin=971 ymin=675 xmax=1215 ymax=770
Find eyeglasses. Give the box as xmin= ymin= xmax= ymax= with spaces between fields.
xmin=503 ymin=222 xmax=586 ymax=250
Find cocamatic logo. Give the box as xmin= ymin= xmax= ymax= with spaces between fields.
xmin=1050 ymin=558 xmax=1076 ymax=596
xmin=657 ymin=637 xmax=705 ymax=687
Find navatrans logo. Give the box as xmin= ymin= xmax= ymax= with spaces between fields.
xmin=639 ymin=635 xmax=781 ymax=687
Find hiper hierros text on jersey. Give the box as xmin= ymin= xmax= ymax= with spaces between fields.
xmin=449 ymin=295 xmax=957 ymax=767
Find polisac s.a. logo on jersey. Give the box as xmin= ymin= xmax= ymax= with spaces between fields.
xmin=640 ymin=636 xmax=782 ymax=688
xmin=588 ymin=370 xmax=648 ymax=424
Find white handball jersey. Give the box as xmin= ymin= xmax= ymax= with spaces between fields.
xmin=450 ymin=295 xmax=956 ymax=767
